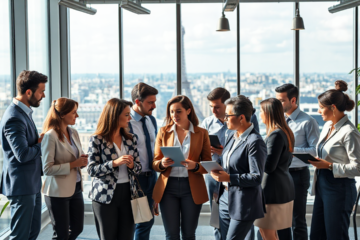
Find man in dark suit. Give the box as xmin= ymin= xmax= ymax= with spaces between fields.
xmin=0 ymin=70 xmax=48 ymax=240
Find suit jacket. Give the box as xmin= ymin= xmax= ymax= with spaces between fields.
xmin=41 ymin=128 xmax=84 ymax=197
xmin=0 ymin=102 xmax=42 ymax=196
xmin=311 ymin=115 xmax=360 ymax=195
xmin=87 ymin=134 xmax=142 ymax=204
xmin=152 ymin=125 xmax=212 ymax=205
xmin=262 ymin=129 xmax=295 ymax=204
xmin=216 ymin=128 xmax=267 ymax=221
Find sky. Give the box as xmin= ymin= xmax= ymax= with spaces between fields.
xmin=0 ymin=1 xmax=355 ymax=75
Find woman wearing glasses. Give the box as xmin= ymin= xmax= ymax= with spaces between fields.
xmin=152 ymin=95 xmax=212 ymax=240
xmin=308 ymin=80 xmax=360 ymax=240
xmin=210 ymin=95 xmax=267 ymax=240
xmin=254 ymin=98 xmax=295 ymax=240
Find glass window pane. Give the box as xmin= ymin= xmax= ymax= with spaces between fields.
xmin=180 ymin=4 xmax=237 ymax=124
xmin=300 ymin=3 xmax=353 ymax=203
xmin=123 ymin=5 xmax=176 ymax=127
xmin=300 ymin=2 xmax=353 ymax=128
xmin=240 ymin=3 xmax=293 ymax=136
xmin=0 ymin=0 xmax=11 ymax=234
xmin=28 ymin=0 xmax=49 ymax=132
xmin=69 ymin=5 xmax=119 ymax=201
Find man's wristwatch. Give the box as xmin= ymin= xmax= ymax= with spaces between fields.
xmin=328 ymin=163 xmax=333 ymax=171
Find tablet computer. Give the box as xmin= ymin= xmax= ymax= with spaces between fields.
xmin=200 ymin=161 xmax=224 ymax=173
xmin=292 ymin=153 xmax=319 ymax=164
xmin=209 ymin=135 xmax=222 ymax=149
xmin=160 ymin=146 xmax=185 ymax=167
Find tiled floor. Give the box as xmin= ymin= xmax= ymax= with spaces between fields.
xmin=38 ymin=225 xmax=360 ymax=240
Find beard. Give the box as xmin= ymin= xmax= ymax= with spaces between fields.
xmin=283 ymin=103 xmax=292 ymax=113
xmin=28 ymin=94 xmax=42 ymax=108
xmin=139 ymin=103 xmax=154 ymax=116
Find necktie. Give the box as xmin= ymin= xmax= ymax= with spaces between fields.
xmin=286 ymin=117 xmax=291 ymax=125
xmin=140 ymin=117 xmax=153 ymax=171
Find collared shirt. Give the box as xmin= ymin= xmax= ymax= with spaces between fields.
xmin=168 ymin=122 xmax=195 ymax=177
xmin=286 ymin=107 xmax=320 ymax=168
xmin=222 ymin=124 xmax=254 ymax=187
xmin=130 ymin=108 xmax=156 ymax=172
xmin=114 ymin=141 xmax=130 ymax=184
xmin=201 ymin=116 xmax=233 ymax=161
xmin=12 ymin=98 xmax=37 ymax=129
xmin=66 ymin=128 xmax=81 ymax=182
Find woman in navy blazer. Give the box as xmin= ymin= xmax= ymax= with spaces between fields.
xmin=210 ymin=95 xmax=267 ymax=240
xmin=87 ymin=98 xmax=142 ymax=240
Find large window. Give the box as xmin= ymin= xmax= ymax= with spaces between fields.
xmin=180 ymin=4 xmax=237 ymax=124
xmin=240 ymin=3 xmax=293 ymax=136
xmin=28 ymin=0 xmax=50 ymax=133
xmin=300 ymin=3 xmax=354 ymax=202
xmin=70 ymin=5 xmax=119 ymax=200
xmin=0 ymin=0 xmax=11 ymax=234
xmin=123 ymin=5 xmax=176 ymax=127
xmin=300 ymin=3 xmax=353 ymax=129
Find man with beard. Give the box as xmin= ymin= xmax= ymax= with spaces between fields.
xmin=129 ymin=83 xmax=158 ymax=240
xmin=0 ymin=70 xmax=47 ymax=240
xmin=274 ymin=84 xmax=320 ymax=240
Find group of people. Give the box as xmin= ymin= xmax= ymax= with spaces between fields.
xmin=1 ymin=70 xmax=360 ymax=240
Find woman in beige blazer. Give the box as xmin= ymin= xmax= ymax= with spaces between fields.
xmin=41 ymin=98 xmax=88 ymax=240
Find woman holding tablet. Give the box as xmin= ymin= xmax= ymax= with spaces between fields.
xmin=254 ymin=98 xmax=295 ymax=240
xmin=308 ymin=80 xmax=360 ymax=240
xmin=210 ymin=95 xmax=267 ymax=240
xmin=152 ymin=95 xmax=211 ymax=240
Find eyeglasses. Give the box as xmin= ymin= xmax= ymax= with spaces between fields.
xmin=224 ymin=114 xmax=239 ymax=120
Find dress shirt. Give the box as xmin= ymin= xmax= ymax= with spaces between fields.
xmin=222 ymin=124 xmax=254 ymax=187
xmin=114 ymin=141 xmax=130 ymax=183
xmin=12 ymin=98 xmax=37 ymax=129
xmin=286 ymin=107 xmax=320 ymax=168
xmin=201 ymin=116 xmax=232 ymax=161
xmin=130 ymin=108 xmax=156 ymax=172
xmin=310 ymin=115 xmax=360 ymax=195
xmin=66 ymin=128 xmax=81 ymax=182
xmin=167 ymin=122 xmax=195 ymax=177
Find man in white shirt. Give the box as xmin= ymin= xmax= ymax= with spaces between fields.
xmin=129 ymin=83 xmax=158 ymax=240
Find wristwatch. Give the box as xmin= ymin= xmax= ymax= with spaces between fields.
xmin=328 ymin=163 xmax=333 ymax=171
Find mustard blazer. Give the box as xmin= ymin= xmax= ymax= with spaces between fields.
xmin=152 ymin=124 xmax=212 ymax=205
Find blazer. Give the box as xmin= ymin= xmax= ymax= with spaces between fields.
xmin=0 ymin=102 xmax=42 ymax=196
xmin=311 ymin=115 xmax=360 ymax=195
xmin=216 ymin=128 xmax=267 ymax=221
xmin=152 ymin=125 xmax=212 ymax=205
xmin=41 ymin=128 xmax=84 ymax=198
xmin=87 ymin=134 xmax=142 ymax=204
xmin=262 ymin=129 xmax=295 ymax=204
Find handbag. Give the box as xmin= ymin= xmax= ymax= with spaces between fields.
xmin=210 ymin=199 xmax=220 ymax=229
xmin=131 ymin=177 xmax=153 ymax=224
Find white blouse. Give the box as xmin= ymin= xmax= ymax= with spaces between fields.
xmin=168 ymin=122 xmax=195 ymax=177
xmin=114 ymin=142 xmax=130 ymax=184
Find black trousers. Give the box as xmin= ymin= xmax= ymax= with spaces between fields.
xmin=45 ymin=182 xmax=84 ymax=240
xmin=92 ymin=182 xmax=135 ymax=240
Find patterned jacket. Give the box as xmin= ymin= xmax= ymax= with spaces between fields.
xmin=87 ymin=134 xmax=142 ymax=204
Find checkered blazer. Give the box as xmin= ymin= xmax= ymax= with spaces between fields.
xmin=87 ymin=134 xmax=142 ymax=204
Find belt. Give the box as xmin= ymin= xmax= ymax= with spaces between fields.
xmin=289 ymin=166 xmax=308 ymax=172
xmin=139 ymin=171 xmax=153 ymax=177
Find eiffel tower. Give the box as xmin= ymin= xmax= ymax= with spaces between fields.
xmin=176 ymin=26 xmax=205 ymax=122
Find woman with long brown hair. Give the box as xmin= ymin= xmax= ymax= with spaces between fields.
xmin=87 ymin=98 xmax=142 ymax=240
xmin=41 ymin=97 xmax=88 ymax=240
xmin=152 ymin=95 xmax=211 ymax=240
xmin=254 ymin=98 xmax=295 ymax=240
